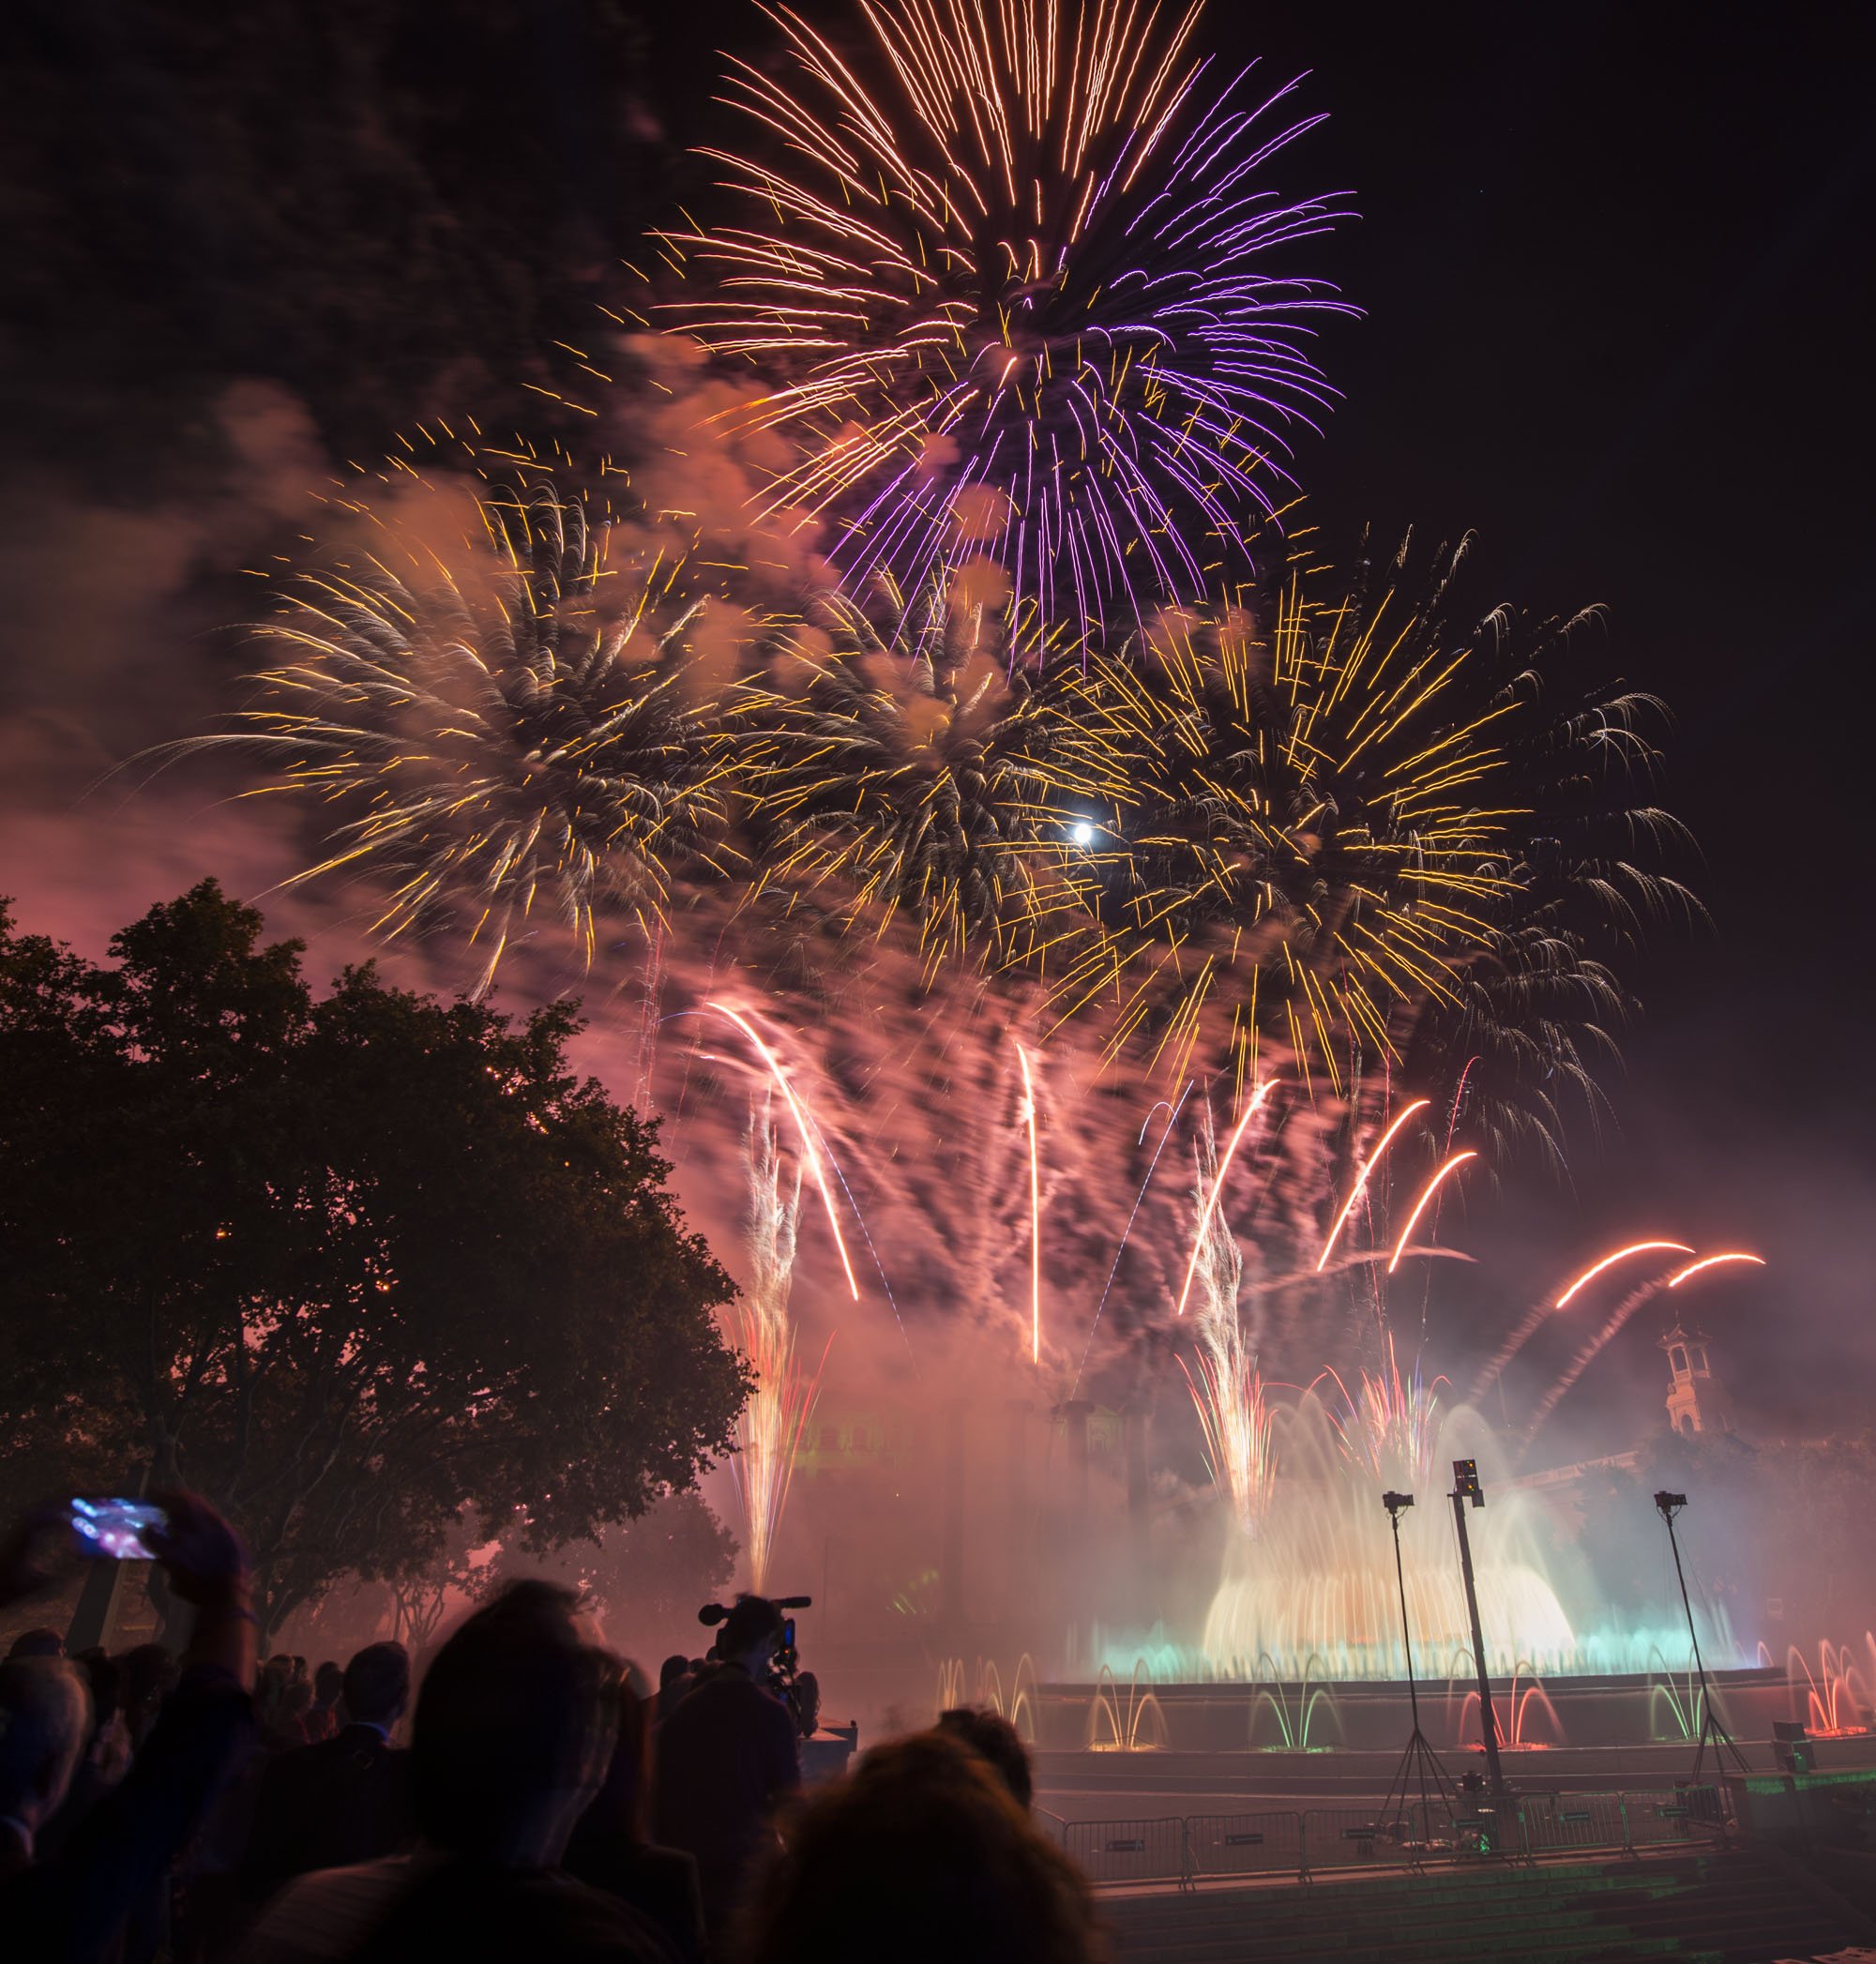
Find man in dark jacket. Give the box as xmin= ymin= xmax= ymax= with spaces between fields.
xmin=243 ymin=1641 xmax=414 ymax=1903
xmin=237 ymin=1583 xmax=671 ymax=1963
xmin=651 ymin=1597 xmax=800 ymax=1941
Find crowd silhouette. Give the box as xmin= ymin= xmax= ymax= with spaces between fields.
xmin=0 ymin=1494 xmax=1110 ymax=1962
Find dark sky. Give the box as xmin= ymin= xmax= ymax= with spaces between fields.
xmin=3 ymin=0 xmax=1869 ymax=1450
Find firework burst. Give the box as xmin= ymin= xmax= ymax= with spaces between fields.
xmin=1047 ymin=536 xmax=1689 ymax=1161
xmin=185 ymin=483 xmax=742 ymax=995
xmin=738 ymin=586 xmax=1130 ymax=975
xmin=662 ymin=0 xmax=1351 ymax=646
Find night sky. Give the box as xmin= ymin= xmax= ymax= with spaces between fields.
xmin=3 ymin=0 xmax=1869 ymax=1448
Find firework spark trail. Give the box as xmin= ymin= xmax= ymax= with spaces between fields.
xmin=1468 ymin=1239 xmax=1693 ymax=1401
xmin=729 ymin=1110 xmax=827 ymax=1593
xmin=1174 ymin=1079 xmax=1278 ymax=1318
xmin=706 ymin=1001 xmax=861 ymax=1299
xmin=1070 ymin=1080 xmax=1193 ymax=1397
xmin=1443 ymin=1056 xmax=1479 ymax=1153
xmin=1668 ymin=1252 xmax=1767 ymax=1290
xmin=820 ymin=1153 xmax=919 ymax=1371
xmin=1323 ymin=1337 xmax=1443 ymax=1492
xmin=1520 ymin=1253 xmax=1763 ymax=1453
xmin=1386 ymin=1150 xmax=1476 ymax=1272
xmin=1315 ymin=1098 xmax=1430 ymax=1271
xmin=1015 ymin=1038 xmax=1043 ymax=1364
xmin=1183 ymin=1107 xmax=1277 ymax=1533
xmin=663 ymin=0 xmax=1353 ymax=644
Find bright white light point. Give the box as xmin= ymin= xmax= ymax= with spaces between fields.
xmin=1071 ymin=821 xmax=1095 ymax=846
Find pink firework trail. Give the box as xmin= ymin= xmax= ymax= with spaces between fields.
xmin=1071 ymin=1081 xmax=1194 ymax=1397
xmin=1469 ymin=1238 xmax=1693 ymax=1400
xmin=1521 ymin=1250 xmax=1763 ymax=1452
xmin=707 ymin=1001 xmax=860 ymax=1301
xmin=1015 ymin=1039 xmax=1043 ymax=1365
xmin=1175 ymin=1079 xmax=1278 ymax=1319
xmin=1668 ymin=1252 xmax=1766 ymax=1289
xmin=1386 ymin=1151 xmax=1477 ymax=1273
xmin=1315 ymin=1097 xmax=1430 ymax=1272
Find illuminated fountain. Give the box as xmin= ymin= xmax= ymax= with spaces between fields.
xmin=1093 ymin=1381 xmax=1745 ymax=1685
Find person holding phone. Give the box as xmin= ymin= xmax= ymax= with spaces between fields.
xmin=0 ymin=1490 xmax=258 ymax=1961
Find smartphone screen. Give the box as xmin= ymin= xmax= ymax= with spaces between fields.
xmin=781 ymin=1617 xmax=795 ymax=1653
xmin=71 ymin=1497 xmax=167 ymax=1561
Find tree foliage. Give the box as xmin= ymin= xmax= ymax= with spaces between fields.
xmin=477 ymin=1488 xmax=740 ymax=1662
xmin=0 ymin=881 xmax=749 ymax=1637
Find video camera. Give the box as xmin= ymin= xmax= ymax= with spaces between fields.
xmin=699 ymin=1594 xmax=816 ymax=1736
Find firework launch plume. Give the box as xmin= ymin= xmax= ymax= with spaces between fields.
xmin=1182 ymin=1104 xmax=1278 ymax=1533
xmin=661 ymin=0 xmax=1352 ymax=649
xmin=729 ymin=1105 xmax=827 ymax=1593
xmin=1324 ymin=1337 xmax=1443 ymax=1495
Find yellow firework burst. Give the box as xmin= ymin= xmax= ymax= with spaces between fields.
xmin=190 ymin=481 xmax=748 ymax=994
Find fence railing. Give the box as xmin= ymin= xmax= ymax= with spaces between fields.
xmin=1039 ymin=1785 xmax=1733 ymax=1888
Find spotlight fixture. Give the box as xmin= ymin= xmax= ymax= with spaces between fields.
xmin=1446 ymin=1459 xmax=1504 ymax=1793
xmin=1650 ymin=1488 xmax=1747 ymax=1781
xmin=1376 ymin=1484 xmax=1457 ymax=1846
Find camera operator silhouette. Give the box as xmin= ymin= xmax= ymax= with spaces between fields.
xmin=651 ymin=1596 xmax=801 ymax=1944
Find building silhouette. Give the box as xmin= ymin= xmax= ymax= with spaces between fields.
xmin=1660 ymin=1319 xmax=1736 ymax=1438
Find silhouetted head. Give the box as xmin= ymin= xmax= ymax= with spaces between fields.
xmin=6 ymin=1627 xmax=65 ymax=1661
xmin=936 ymin=1706 xmax=1033 ymax=1811
xmin=412 ymin=1580 xmax=616 ymax=1864
xmin=341 ymin=1641 xmax=410 ymax=1729
xmin=718 ymin=1596 xmax=783 ymax=1675
xmin=734 ymin=1730 xmax=1107 ymax=1964
xmin=0 ymin=1659 xmax=92 ymax=1837
xmin=312 ymin=1659 xmax=344 ymax=1707
xmin=659 ymin=1654 xmax=689 ymax=1690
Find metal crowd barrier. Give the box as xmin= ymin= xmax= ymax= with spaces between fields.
xmin=1186 ymin=1810 xmax=1304 ymax=1881
xmin=1053 ymin=1786 xmax=1732 ymax=1889
xmin=1063 ymin=1815 xmax=1188 ymax=1885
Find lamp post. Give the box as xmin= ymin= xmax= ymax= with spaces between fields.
xmin=1449 ymin=1458 xmax=1505 ymax=1796
xmin=1654 ymin=1489 xmax=1749 ymax=1782
xmin=1379 ymin=1489 xmax=1458 ymax=1845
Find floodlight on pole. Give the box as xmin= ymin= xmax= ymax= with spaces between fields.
xmin=1377 ymin=1488 xmax=1460 ymax=1851
xmin=1448 ymin=1459 xmax=1505 ymax=1796
xmin=1653 ymin=1489 xmax=1749 ymax=1784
